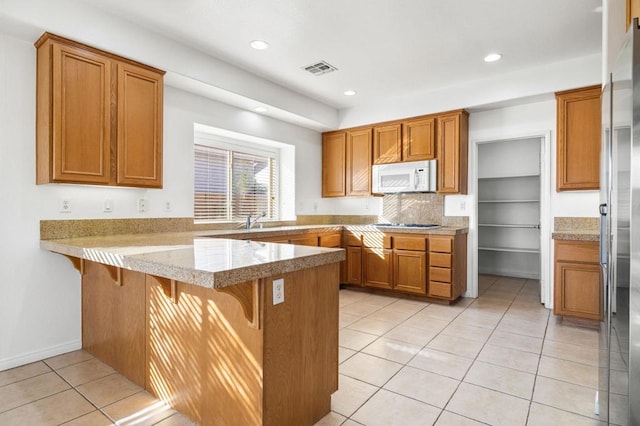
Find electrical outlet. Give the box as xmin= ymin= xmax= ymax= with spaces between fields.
xmin=59 ymin=199 xmax=71 ymax=213
xmin=164 ymin=201 xmax=172 ymax=212
xmin=273 ymin=278 xmax=284 ymax=305
xmin=460 ymin=201 xmax=466 ymax=211
xmin=104 ymin=198 xmax=113 ymax=213
xmin=138 ymin=198 xmax=148 ymax=213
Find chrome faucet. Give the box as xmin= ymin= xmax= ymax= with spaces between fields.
xmin=246 ymin=212 xmax=266 ymax=230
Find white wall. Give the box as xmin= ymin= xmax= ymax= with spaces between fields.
xmin=0 ymin=33 xmax=332 ymax=370
xmin=465 ymin=100 xmax=600 ymax=303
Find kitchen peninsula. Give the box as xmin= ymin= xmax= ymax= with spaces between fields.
xmin=41 ymin=230 xmax=345 ymax=426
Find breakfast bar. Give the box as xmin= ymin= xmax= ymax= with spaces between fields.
xmin=41 ymin=232 xmax=345 ymax=426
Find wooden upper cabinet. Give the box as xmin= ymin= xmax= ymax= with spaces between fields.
xmin=437 ymin=110 xmax=468 ymax=194
xmin=40 ymin=42 xmax=112 ymax=184
xmin=322 ymin=131 xmax=347 ymax=197
xmin=373 ymin=124 xmax=401 ymax=164
xmin=346 ymin=128 xmax=372 ymax=197
xmin=35 ymin=33 xmax=165 ymax=188
xmin=403 ymin=117 xmax=436 ymax=161
xmin=372 ymin=116 xmax=436 ymax=164
xmin=116 ymin=63 xmax=163 ymax=187
xmin=555 ymin=85 xmax=601 ymax=191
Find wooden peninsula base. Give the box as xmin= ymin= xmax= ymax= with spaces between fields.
xmin=81 ymin=260 xmax=339 ymax=425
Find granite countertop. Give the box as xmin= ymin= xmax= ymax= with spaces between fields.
xmin=552 ymin=217 xmax=600 ymax=241
xmin=551 ymin=230 xmax=600 ymax=242
xmin=41 ymin=224 xmax=468 ymax=289
xmin=41 ymin=231 xmax=345 ymax=289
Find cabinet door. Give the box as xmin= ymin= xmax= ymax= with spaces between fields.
xmin=346 ymin=128 xmax=373 ymax=196
xmin=403 ymin=117 xmax=435 ymax=161
xmin=51 ymin=43 xmax=111 ymax=184
xmin=322 ymin=132 xmax=346 ymax=197
xmin=394 ymin=250 xmax=427 ymax=294
xmin=346 ymin=246 xmax=363 ymax=285
xmin=555 ymin=85 xmax=601 ymax=191
xmin=363 ymin=248 xmax=393 ymax=290
xmin=437 ymin=112 xmax=468 ymax=194
xmin=554 ymin=261 xmax=602 ymax=320
xmin=117 ymin=62 xmax=163 ymax=187
xmin=373 ymin=124 xmax=401 ymax=164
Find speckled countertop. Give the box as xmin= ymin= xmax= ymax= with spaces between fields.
xmin=41 ymin=224 xmax=467 ymax=288
xmin=41 ymin=231 xmax=345 ymax=288
xmin=552 ymin=217 xmax=600 ymax=242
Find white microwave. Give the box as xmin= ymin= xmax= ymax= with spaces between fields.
xmin=372 ymin=160 xmax=436 ymax=193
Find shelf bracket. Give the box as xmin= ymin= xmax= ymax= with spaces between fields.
xmin=216 ymin=280 xmax=261 ymax=329
xmin=96 ymin=264 xmax=122 ymax=286
xmin=62 ymin=255 xmax=84 ymax=275
xmin=150 ymin=275 xmax=178 ymax=304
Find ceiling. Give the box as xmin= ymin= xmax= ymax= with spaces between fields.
xmin=77 ymin=0 xmax=602 ymax=111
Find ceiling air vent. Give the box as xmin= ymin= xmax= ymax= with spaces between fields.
xmin=302 ymin=60 xmax=338 ymax=76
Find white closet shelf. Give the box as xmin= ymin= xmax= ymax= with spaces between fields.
xmin=478 ymin=174 xmax=541 ymax=180
xmin=478 ymin=246 xmax=540 ymax=254
xmin=478 ymin=223 xmax=540 ymax=229
xmin=478 ymin=199 xmax=540 ymax=203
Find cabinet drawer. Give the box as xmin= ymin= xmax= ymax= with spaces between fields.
xmin=319 ymin=233 xmax=342 ymax=247
xmin=429 ymin=237 xmax=452 ymax=253
xmin=430 ymin=253 xmax=452 ymax=268
xmin=363 ymin=233 xmax=392 ymax=249
xmin=430 ymin=267 xmax=451 ymax=283
xmin=344 ymin=233 xmax=362 ymax=247
xmin=289 ymin=235 xmax=318 ymax=246
xmin=393 ymin=235 xmax=426 ymax=251
xmin=555 ymin=240 xmax=599 ymax=263
xmin=429 ymin=282 xmax=452 ymax=298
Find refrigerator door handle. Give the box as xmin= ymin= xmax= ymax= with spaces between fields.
xmin=599 ymin=203 xmax=608 ymax=266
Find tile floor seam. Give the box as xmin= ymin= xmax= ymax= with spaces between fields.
xmin=0 ymin=387 xmax=71 ymax=415
xmin=0 ymin=369 xmax=53 ymax=391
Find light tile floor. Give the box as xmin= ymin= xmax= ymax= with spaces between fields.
xmin=0 ymin=275 xmax=622 ymax=425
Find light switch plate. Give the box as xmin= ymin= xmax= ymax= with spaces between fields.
xmin=273 ymin=278 xmax=284 ymax=305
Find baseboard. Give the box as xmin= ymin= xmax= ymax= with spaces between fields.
xmin=0 ymin=340 xmax=81 ymax=371
xmin=478 ymin=267 xmax=540 ymax=280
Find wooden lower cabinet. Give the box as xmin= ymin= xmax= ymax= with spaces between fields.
xmin=427 ymin=234 xmax=467 ymax=301
xmin=394 ymin=250 xmax=427 ymax=294
xmin=345 ymin=246 xmax=363 ymax=284
xmin=346 ymin=232 xmax=466 ymax=301
xmin=81 ymin=260 xmax=339 ymax=426
xmin=554 ymin=240 xmax=602 ymax=320
xmin=363 ymin=248 xmax=394 ymax=290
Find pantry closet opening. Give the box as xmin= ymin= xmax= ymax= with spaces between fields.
xmin=475 ymin=136 xmax=548 ymax=304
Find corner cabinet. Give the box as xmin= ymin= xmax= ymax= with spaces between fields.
xmin=322 ymin=128 xmax=372 ymax=197
xmin=555 ymin=85 xmax=601 ymax=191
xmin=35 ymin=33 xmax=164 ymax=188
xmin=554 ymin=240 xmax=602 ymax=321
xmin=437 ymin=110 xmax=469 ymax=194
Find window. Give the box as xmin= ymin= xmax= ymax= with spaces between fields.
xmin=194 ymin=144 xmax=278 ymax=222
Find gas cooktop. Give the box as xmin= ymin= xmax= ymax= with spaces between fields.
xmin=372 ymin=223 xmax=440 ymax=228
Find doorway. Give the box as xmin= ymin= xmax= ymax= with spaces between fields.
xmin=473 ymin=134 xmax=551 ymax=305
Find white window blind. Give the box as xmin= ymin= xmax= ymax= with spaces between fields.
xmin=194 ymin=144 xmax=278 ymax=222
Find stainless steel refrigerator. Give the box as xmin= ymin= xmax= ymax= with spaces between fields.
xmin=600 ymin=18 xmax=639 ymax=426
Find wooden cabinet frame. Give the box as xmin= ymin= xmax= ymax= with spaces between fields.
xmin=555 ymin=85 xmax=601 ymax=191
xmin=35 ymin=32 xmax=164 ymax=188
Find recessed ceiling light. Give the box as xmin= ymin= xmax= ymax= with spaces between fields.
xmin=344 ymin=90 xmax=357 ymax=96
xmin=254 ymin=106 xmax=268 ymax=113
xmin=250 ymin=40 xmax=269 ymax=50
xmin=484 ymin=53 xmax=502 ymax=62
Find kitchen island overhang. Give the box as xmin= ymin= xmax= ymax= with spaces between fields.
xmin=42 ymin=233 xmax=345 ymax=426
